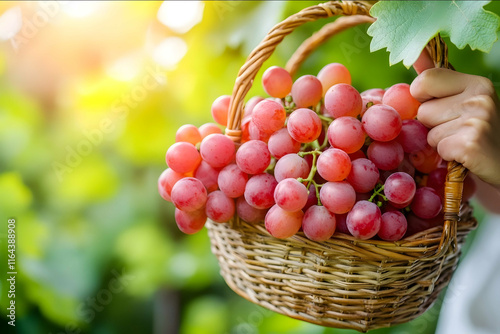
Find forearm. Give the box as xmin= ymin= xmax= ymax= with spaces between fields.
xmin=471 ymin=174 xmax=500 ymax=214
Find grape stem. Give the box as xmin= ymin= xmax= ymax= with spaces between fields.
xmin=369 ymin=184 xmax=388 ymax=206
xmin=297 ymin=150 xmax=323 ymax=205
xmin=318 ymin=114 xmax=333 ymax=123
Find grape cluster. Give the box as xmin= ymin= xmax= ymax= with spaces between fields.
xmin=159 ymin=63 xmax=476 ymax=241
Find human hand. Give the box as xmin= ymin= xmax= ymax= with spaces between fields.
xmin=410 ymin=66 xmax=500 ymax=188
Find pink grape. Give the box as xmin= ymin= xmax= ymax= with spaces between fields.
xmin=397 ymin=119 xmax=429 ymax=153
xmin=274 ymin=154 xmax=309 ymax=182
xmin=327 ymin=116 xmax=365 ymax=154
xmin=176 ymin=124 xmax=202 ymax=145
xmin=158 ymin=168 xmax=185 ymax=202
xmin=248 ymin=120 xmax=271 ymax=143
xmin=367 ymin=140 xmax=404 ymax=171
xmin=406 ymin=213 xmax=444 ymax=237
xmin=262 ymin=66 xmax=293 ymax=98
xmin=171 ymin=177 xmax=207 ymax=212
xmin=244 ymin=96 xmax=264 ymax=118
xmin=244 ymin=173 xmax=278 ymax=209
xmin=274 ymin=178 xmax=308 ymax=212
xmin=241 ymin=116 xmax=251 ymax=143
xmin=316 ymin=148 xmax=352 ymax=182
xmin=361 ymin=104 xmax=402 ymax=142
xmin=198 ymin=123 xmax=222 ymax=138
xmin=236 ymin=140 xmax=271 ymax=175
xmin=361 ymin=88 xmax=385 ymax=104
xmin=317 ymin=63 xmax=351 ymax=96
xmin=211 ymin=95 xmax=231 ymax=126
xmin=291 ymin=75 xmax=323 ymax=108
xmin=302 ymin=205 xmax=336 ymax=241
xmin=252 ymin=100 xmax=286 ymax=134
xmin=384 ymin=172 xmax=416 ymax=205
xmin=410 ymin=187 xmax=442 ymax=219
xmin=175 ymin=208 xmax=207 ymax=234
xmin=346 ymin=200 xmax=381 ymax=240
xmin=200 ymin=134 xmax=235 ymax=168
xmin=324 ymin=83 xmax=362 ymax=118
xmin=287 ymin=108 xmax=322 ymax=143
xmin=320 ymin=181 xmax=356 ymax=214
xmin=409 ymin=144 xmax=442 ymax=173
xmin=268 ymin=128 xmax=301 ymax=159
xmin=361 ymin=88 xmax=385 ymax=116
xmin=205 ymin=190 xmax=235 ymax=223
xmin=378 ymin=211 xmax=407 ymax=241
xmin=218 ymin=164 xmax=248 ymax=198
xmin=166 ymin=142 xmax=202 ymax=174
xmin=382 ymin=83 xmax=421 ymax=120
xmin=427 ymin=167 xmax=447 ymax=198
xmin=303 ymin=184 xmax=318 ymax=212
xmin=236 ymin=196 xmax=267 ymax=223
xmin=346 ymin=158 xmax=379 ymax=193
xmin=349 ymin=150 xmax=367 ymax=161
xmin=463 ymin=174 xmax=477 ymax=201
xmin=265 ymin=204 xmax=303 ymax=239
xmin=335 ymin=213 xmax=350 ymax=235
xmin=194 ymin=161 xmax=220 ymax=193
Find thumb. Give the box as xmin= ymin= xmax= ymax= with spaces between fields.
xmin=413 ymin=48 xmax=434 ymax=75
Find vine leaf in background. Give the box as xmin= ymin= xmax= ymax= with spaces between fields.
xmin=367 ymin=1 xmax=500 ymax=67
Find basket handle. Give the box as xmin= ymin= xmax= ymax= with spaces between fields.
xmin=224 ymin=1 xmax=467 ymax=253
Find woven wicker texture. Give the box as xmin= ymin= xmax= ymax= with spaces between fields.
xmin=207 ymin=1 xmax=477 ymax=331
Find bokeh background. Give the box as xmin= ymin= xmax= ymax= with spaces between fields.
xmin=0 ymin=1 xmax=499 ymax=334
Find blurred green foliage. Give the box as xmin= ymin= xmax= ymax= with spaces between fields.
xmin=0 ymin=1 xmax=499 ymax=334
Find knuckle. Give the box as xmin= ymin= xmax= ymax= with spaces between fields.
xmin=473 ymin=77 xmax=495 ymax=96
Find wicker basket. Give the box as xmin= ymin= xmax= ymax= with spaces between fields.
xmin=206 ymin=1 xmax=477 ymax=332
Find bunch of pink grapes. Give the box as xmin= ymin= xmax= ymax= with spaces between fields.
xmin=159 ymin=63 xmax=476 ymax=241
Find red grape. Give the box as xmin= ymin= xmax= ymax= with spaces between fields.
xmin=302 ymin=205 xmax=336 ymax=241
xmin=244 ymin=173 xmax=278 ymax=209
xmin=327 ymin=116 xmax=365 ymax=153
xmin=268 ymin=128 xmax=301 ymax=159
xmin=211 ymin=95 xmax=231 ymax=126
xmin=378 ymin=211 xmax=407 ymax=241
xmin=320 ymin=181 xmax=356 ymax=214
xmin=384 ymin=172 xmax=416 ymax=205
xmin=236 ymin=196 xmax=267 ymax=223
xmin=361 ymin=104 xmax=402 ymax=142
xmin=382 ymin=83 xmax=421 ymax=120
xmin=176 ymin=124 xmax=202 ymax=145
xmin=317 ymin=148 xmax=352 ymax=182
xmin=262 ymin=66 xmax=293 ymax=98
xmin=346 ymin=200 xmax=381 ymax=240
xmin=236 ymin=140 xmax=271 ymax=175
xmin=265 ymin=204 xmax=303 ymax=239
xmin=410 ymin=187 xmax=442 ymax=219
xmin=324 ymin=83 xmax=362 ymax=118
xmin=317 ymin=63 xmax=351 ymax=96
xmin=347 ymin=158 xmax=379 ymax=193
xmin=367 ymin=140 xmax=404 ymax=171
xmin=194 ymin=161 xmax=220 ymax=193
xmin=274 ymin=178 xmax=308 ymax=212
xmin=206 ymin=190 xmax=235 ymax=223
xmin=287 ymin=108 xmax=322 ymax=143
xmin=171 ymin=177 xmax=207 ymax=212
xmin=200 ymin=134 xmax=235 ymax=168
xmin=218 ymin=164 xmax=248 ymax=198
xmin=291 ymin=75 xmax=323 ymax=108
xmin=274 ymin=154 xmax=309 ymax=182
xmin=166 ymin=142 xmax=202 ymax=174
xmin=175 ymin=208 xmax=207 ymax=234
xmin=252 ymin=100 xmax=286 ymax=134
xmin=158 ymin=168 xmax=185 ymax=202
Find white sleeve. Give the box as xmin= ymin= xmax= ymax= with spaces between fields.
xmin=436 ymin=214 xmax=500 ymax=334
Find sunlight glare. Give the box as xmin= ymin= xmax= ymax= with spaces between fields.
xmin=0 ymin=6 xmax=22 ymax=41
xmin=153 ymin=37 xmax=187 ymax=70
xmin=157 ymin=1 xmax=204 ymax=34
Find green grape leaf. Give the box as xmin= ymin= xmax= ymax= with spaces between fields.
xmin=367 ymin=1 xmax=500 ymax=67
